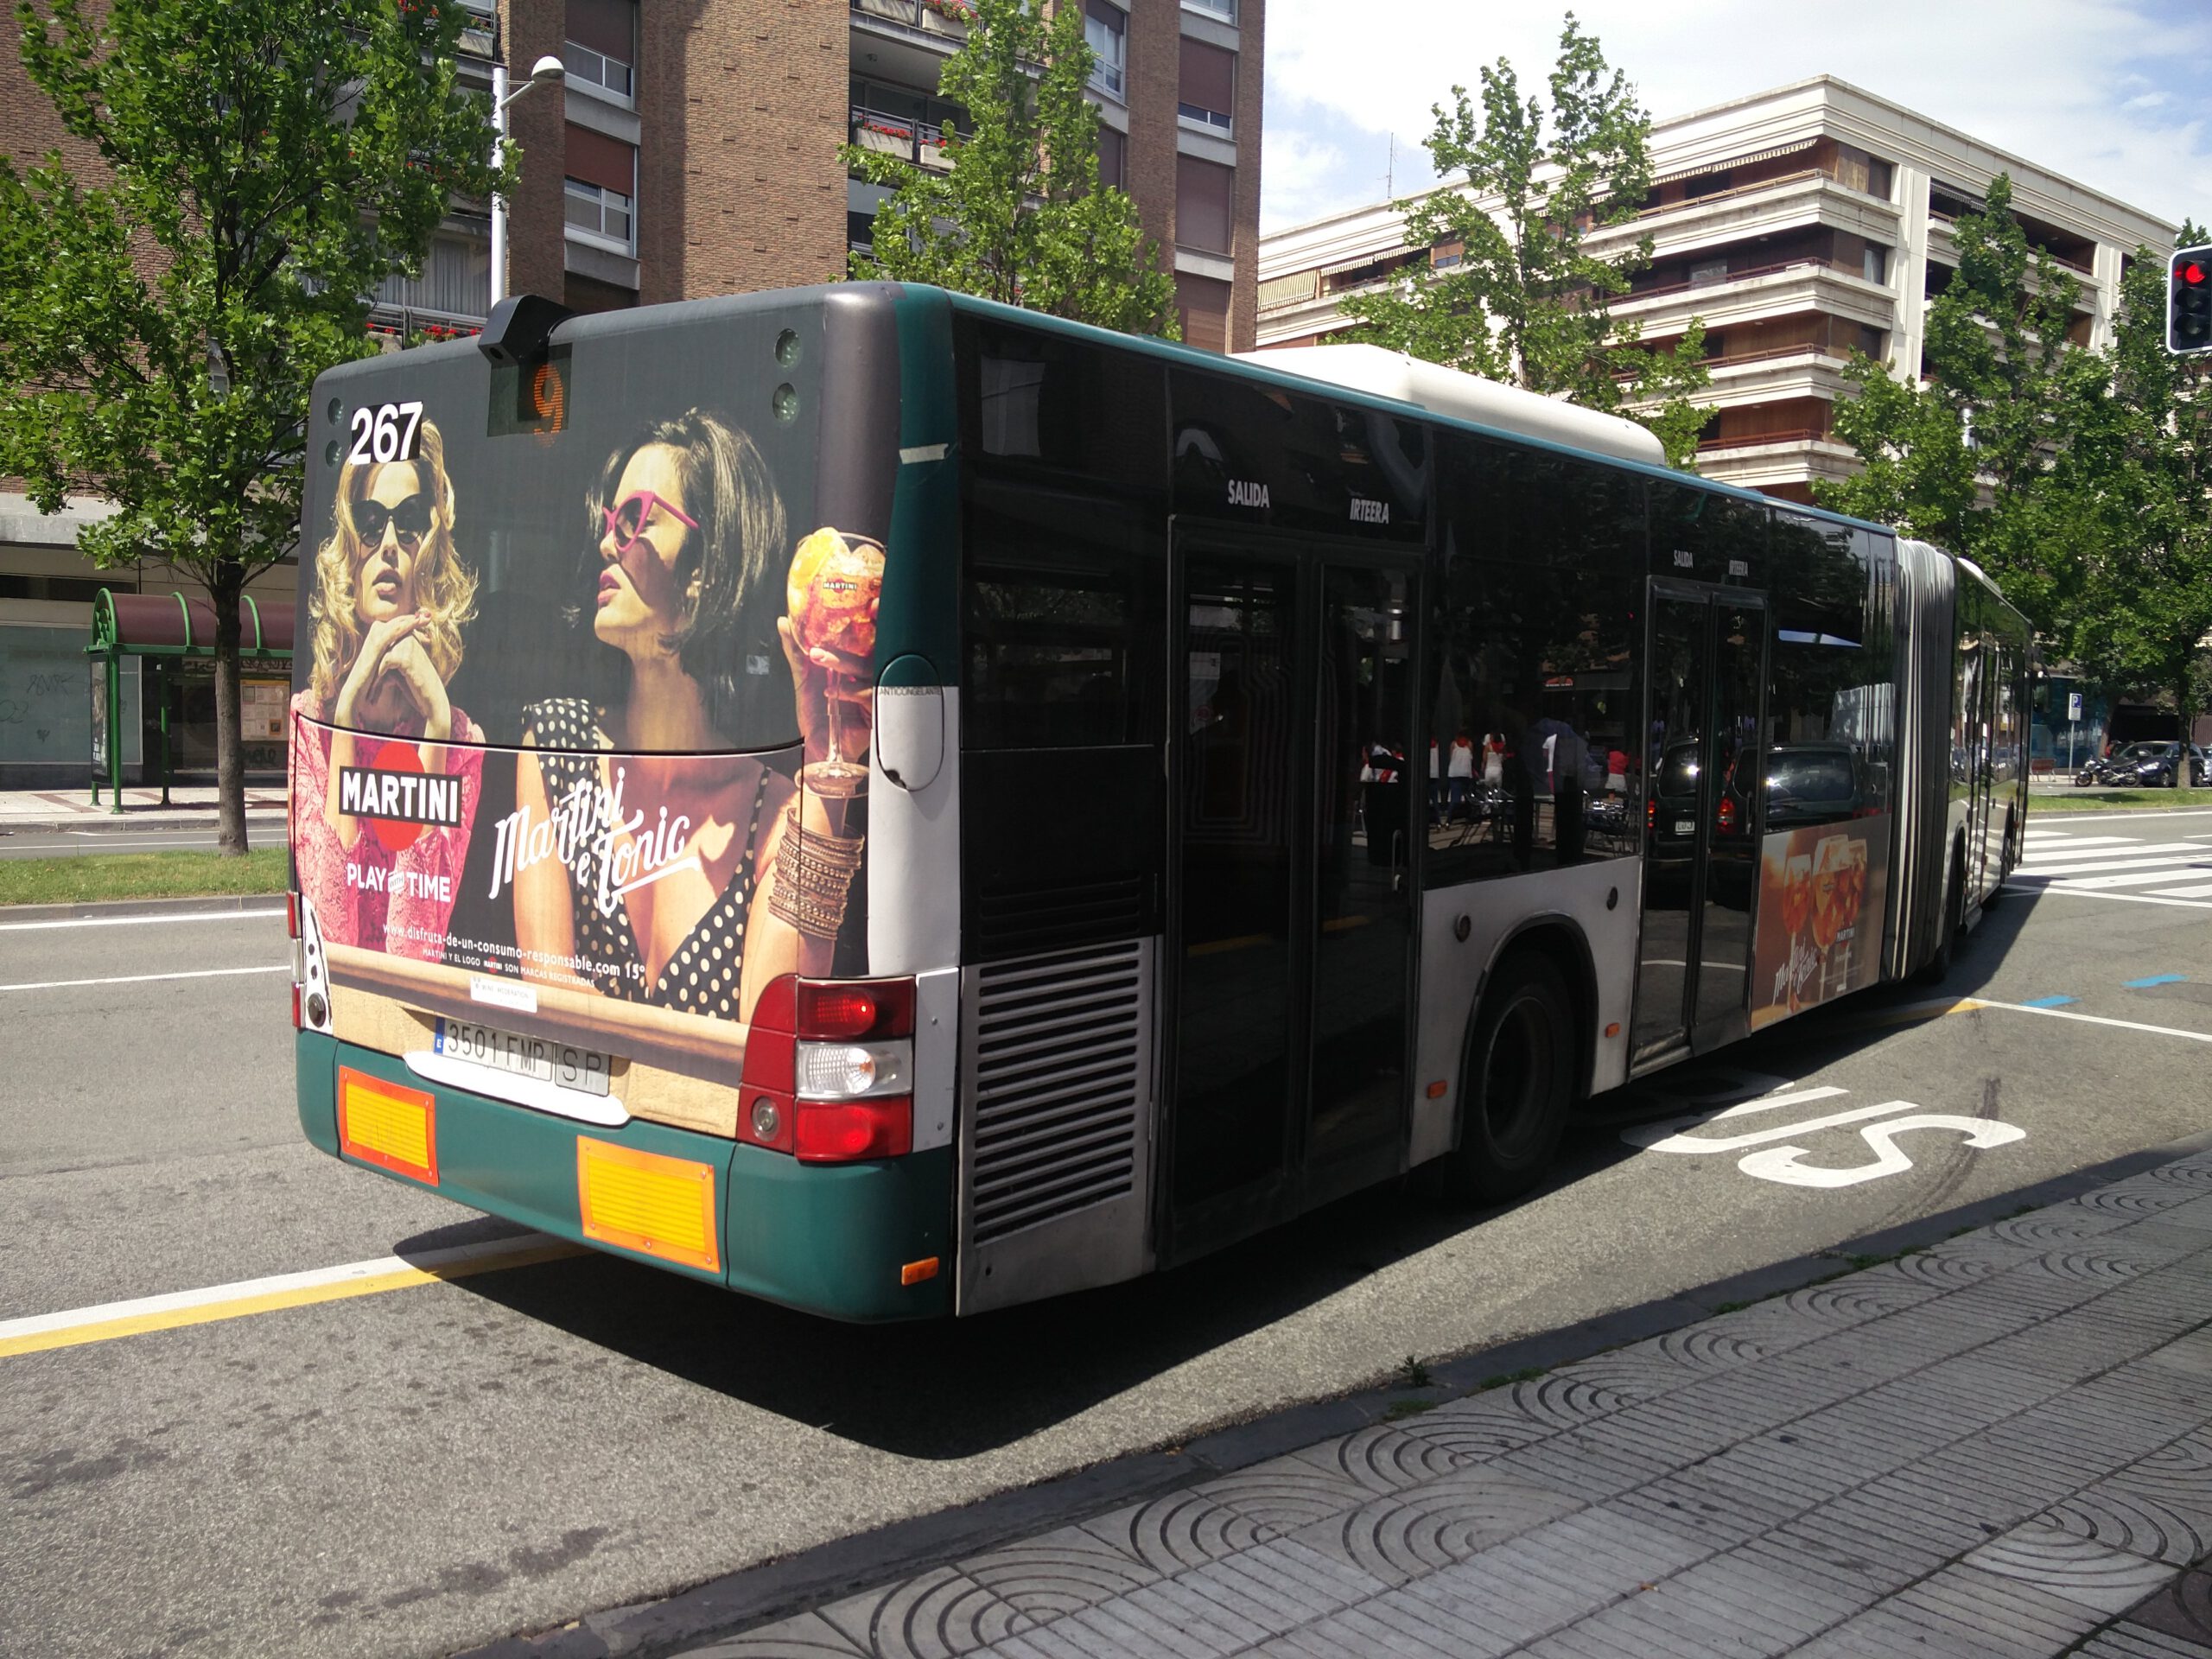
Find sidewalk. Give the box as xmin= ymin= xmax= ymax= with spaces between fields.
xmin=641 ymin=1150 xmax=2212 ymax=1659
xmin=0 ymin=785 xmax=287 ymax=836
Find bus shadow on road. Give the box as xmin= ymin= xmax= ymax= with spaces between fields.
xmin=421 ymin=888 xmax=2050 ymax=1461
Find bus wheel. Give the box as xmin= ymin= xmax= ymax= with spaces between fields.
xmin=1444 ymin=952 xmax=1573 ymax=1205
xmin=1917 ymin=851 xmax=1964 ymax=985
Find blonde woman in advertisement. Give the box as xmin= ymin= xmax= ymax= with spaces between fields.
xmin=513 ymin=410 xmax=867 ymax=1020
xmin=290 ymin=420 xmax=483 ymax=957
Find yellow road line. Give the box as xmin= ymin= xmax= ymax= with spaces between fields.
xmin=0 ymin=1238 xmax=588 ymax=1359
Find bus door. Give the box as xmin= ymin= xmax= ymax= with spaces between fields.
xmin=1632 ymin=583 xmax=1769 ymax=1067
xmin=1166 ymin=537 xmax=1418 ymax=1256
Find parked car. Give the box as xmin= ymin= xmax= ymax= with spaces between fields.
xmin=2101 ymin=741 xmax=2210 ymax=788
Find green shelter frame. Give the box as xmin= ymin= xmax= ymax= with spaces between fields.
xmin=86 ymin=589 xmax=295 ymax=811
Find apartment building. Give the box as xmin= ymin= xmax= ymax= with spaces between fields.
xmin=1 ymin=0 xmax=1262 ymax=784
xmin=1255 ymin=76 xmax=2173 ymax=504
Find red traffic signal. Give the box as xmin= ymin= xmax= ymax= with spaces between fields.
xmin=2170 ymin=245 xmax=2212 ymax=355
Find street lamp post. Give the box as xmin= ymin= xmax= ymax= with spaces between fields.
xmin=489 ymin=54 xmax=566 ymax=308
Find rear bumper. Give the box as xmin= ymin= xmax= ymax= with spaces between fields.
xmin=296 ymin=1033 xmax=954 ymax=1321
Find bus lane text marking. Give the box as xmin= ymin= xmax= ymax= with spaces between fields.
xmin=1622 ymin=1070 xmax=2025 ymax=1190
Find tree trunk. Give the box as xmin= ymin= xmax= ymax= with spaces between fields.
xmin=210 ymin=566 xmax=249 ymax=855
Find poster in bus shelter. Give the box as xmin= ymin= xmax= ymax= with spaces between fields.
xmin=1747 ymin=818 xmax=1891 ymax=1030
xmin=289 ymin=327 xmax=895 ymax=1042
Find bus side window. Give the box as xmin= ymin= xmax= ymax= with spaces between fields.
xmin=1427 ymin=447 xmax=1643 ymax=887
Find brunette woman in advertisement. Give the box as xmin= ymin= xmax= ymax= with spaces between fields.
xmin=513 ymin=410 xmax=873 ymax=1021
xmin=291 ymin=420 xmax=484 ymax=957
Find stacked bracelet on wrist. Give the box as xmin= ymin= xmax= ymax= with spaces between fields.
xmin=768 ymin=802 xmax=865 ymax=941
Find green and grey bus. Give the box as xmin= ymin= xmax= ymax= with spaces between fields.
xmin=288 ymin=283 xmax=2030 ymax=1319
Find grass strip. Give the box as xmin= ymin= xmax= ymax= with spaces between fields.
xmin=0 ymin=849 xmax=288 ymax=906
xmin=2029 ymin=788 xmax=2212 ymax=812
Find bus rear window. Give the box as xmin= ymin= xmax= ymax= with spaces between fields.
xmin=961 ymin=495 xmax=1162 ymax=750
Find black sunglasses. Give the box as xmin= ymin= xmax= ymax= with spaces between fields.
xmin=353 ymin=493 xmax=432 ymax=547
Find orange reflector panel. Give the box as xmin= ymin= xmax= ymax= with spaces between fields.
xmin=575 ymin=1139 xmax=720 ymax=1274
xmin=1425 ymin=1080 xmax=1448 ymax=1099
xmin=1605 ymin=1021 xmax=1622 ymax=1038
xmin=900 ymin=1256 xmax=940 ymax=1287
xmin=338 ymin=1067 xmax=438 ymax=1186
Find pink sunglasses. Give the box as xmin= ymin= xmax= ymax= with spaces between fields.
xmin=602 ymin=489 xmax=698 ymax=556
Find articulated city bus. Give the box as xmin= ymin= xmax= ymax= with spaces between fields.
xmin=288 ymin=283 xmax=2029 ymax=1320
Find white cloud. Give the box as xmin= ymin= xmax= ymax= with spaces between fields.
xmin=1259 ymin=0 xmax=2212 ymax=236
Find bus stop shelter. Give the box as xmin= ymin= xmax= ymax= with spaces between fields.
xmin=86 ymin=589 xmax=295 ymax=810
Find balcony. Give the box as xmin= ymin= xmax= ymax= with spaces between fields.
xmin=849 ymin=106 xmax=957 ymax=171
xmin=366 ymin=302 xmax=484 ymax=348
xmin=851 ymin=0 xmax=971 ymax=44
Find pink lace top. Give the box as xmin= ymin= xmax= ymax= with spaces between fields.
xmin=289 ymin=692 xmax=484 ymax=960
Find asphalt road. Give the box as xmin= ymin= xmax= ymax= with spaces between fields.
xmin=4 ymin=809 xmax=2211 ymax=1658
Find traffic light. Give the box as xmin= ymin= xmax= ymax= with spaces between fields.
xmin=2170 ymin=245 xmax=2212 ymax=355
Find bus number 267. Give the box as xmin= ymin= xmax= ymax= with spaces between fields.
xmin=346 ymin=401 xmax=425 ymax=467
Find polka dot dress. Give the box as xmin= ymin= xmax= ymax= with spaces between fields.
xmin=526 ymin=696 xmax=766 ymax=1014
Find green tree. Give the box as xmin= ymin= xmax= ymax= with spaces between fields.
xmin=0 ymin=0 xmax=504 ymax=851
xmin=1819 ymin=175 xmax=2084 ymax=626
xmin=1332 ymin=15 xmax=1713 ymax=466
xmin=2046 ymin=227 xmax=2212 ymax=734
xmin=845 ymin=0 xmax=1177 ymax=337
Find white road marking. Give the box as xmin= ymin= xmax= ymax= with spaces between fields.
xmin=2033 ymin=809 xmax=2212 ymax=825
xmin=2151 ymin=883 xmax=2212 ymax=899
xmin=2032 ymin=864 xmax=2212 ymax=890
xmin=2022 ymin=843 xmax=2202 ymax=865
xmin=1968 ymin=996 xmax=2212 ymax=1043
xmin=2021 ymin=887 xmax=2212 ymax=912
xmin=0 ymin=1233 xmax=570 ymax=1355
xmin=0 ymin=964 xmax=288 ymax=994
xmin=2022 ymin=835 xmax=2145 ymax=849
xmin=0 ymin=908 xmax=283 ymax=932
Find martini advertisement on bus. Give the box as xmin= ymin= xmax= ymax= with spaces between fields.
xmin=290 ymin=306 xmax=898 ymax=1065
xmin=1748 ymin=817 xmax=1891 ymax=1029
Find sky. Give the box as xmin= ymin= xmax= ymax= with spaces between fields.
xmin=1259 ymin=0 xmax=2212 ymax=238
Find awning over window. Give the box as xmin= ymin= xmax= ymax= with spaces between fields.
xmin=90 ymin=589 xmax=295 ymax=657
xmin=1651 ymin=137 xmax=1817 ymax=188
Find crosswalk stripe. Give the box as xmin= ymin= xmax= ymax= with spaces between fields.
xmin=2152 ymin=884 xmax=2212 ymax=898
xmin=2023 ymin=835 xmax=2145 ymax=849
xmin=2039 ymin=864 xmax=2212 ymax=891
xmin=2023 ymin=858 xmax=2212 ymax=880
xmin=2023 ymin=843 xmax=2207 ymax=868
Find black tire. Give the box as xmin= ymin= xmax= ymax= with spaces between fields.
xmin=1440 ymin=951 xmax=1574 ymax=1205
xmin=1917 ymin=850 xmax=1964 ymax=986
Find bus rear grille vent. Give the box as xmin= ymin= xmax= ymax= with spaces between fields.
xmin=969 ymin=941 xmax=1147 ymax=1246
xmin=974 ymin=875 xmax=1145 ymax=959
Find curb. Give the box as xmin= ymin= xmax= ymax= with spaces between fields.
xmin=0 ymin=816 xmax=287 ymax=837
xmin=453 ymin=1126 xmax=2212 ymax=1659
xmin=0 ymin=893 xmax=288 ymax=923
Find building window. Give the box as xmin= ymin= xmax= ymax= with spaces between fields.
xmin=1178 ymin=40 xmax=1235 ymax=137
xmin=565 ymin=179 xmax=633 ymax=248
xmin=564 ymin=41 xmax=632 ymax=99
xmin=565 ymin=0 xmax=636 ymax=103
xmin=1176 ymin=155 xmax=1234 ymax=255
xmin=1085 ymin=0 xmax=1126 ymax=99
xmin=1097 ymin=124 xmax=1126 ymax=190
xmin=374 ymin=232 xmax=491 ymax=321
xmin=1862 ymin=244 xmax=1889 ymax=285
xmin=1182 ymin=0 xmax=1236 ymax=17
xmin=1178 ymin=273 xmax=1230 ymax=353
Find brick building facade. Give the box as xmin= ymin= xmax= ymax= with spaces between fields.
xmin=0 ymin=0 xmax=1262 ymax=783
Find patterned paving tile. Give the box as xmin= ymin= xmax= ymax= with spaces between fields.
xmin=2072 ymin=1622 xmax=2212 ymax=1658
xmin=959 ymin=1523 xmax=1160 ymax=1622
xmin=2130 ymin=1568 xmax=2212 ymax=1648
xmin=1890 ymin=1561 xmax=2114 ymax=1650
xmin=1185 ymin=1450 xmax=1382 ymax=1534
xmin=1287 ymin=1424 xmax=1472 ymax=1495
xmin=1286 ymin=1466 xmax=1583 ymax=1586
xmin=1383 ymin=1389 xmax=1560 ymax=1464
xmin=818 ymin=1567 xmax=1034 ymax=1659
xmin=687 ymin=1611 xmax=870 ymax=1658
xmin=1077 ymin=1490 xmax=1272 ymax=1578
xmin=1963 ymin=1521 xmax=2183 ymax=1613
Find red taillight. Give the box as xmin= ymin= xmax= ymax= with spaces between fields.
xmin=795 ymin=1096 xmax=913 ymax=1163
xmin=741 ymin=976 xmax=918 ymax=1160
xmin=287 ymin=891 xmax=300 ymax=939
xmin=798 ymin=978 xmax=915 ymax=1040
xmin=1718 ymin=796 xmax=1738 ymax=834
xmin=1647 ymin=797 xmax=1656 ymax=830
xmin=291 ymin=981 xmax=302 ymax=1029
